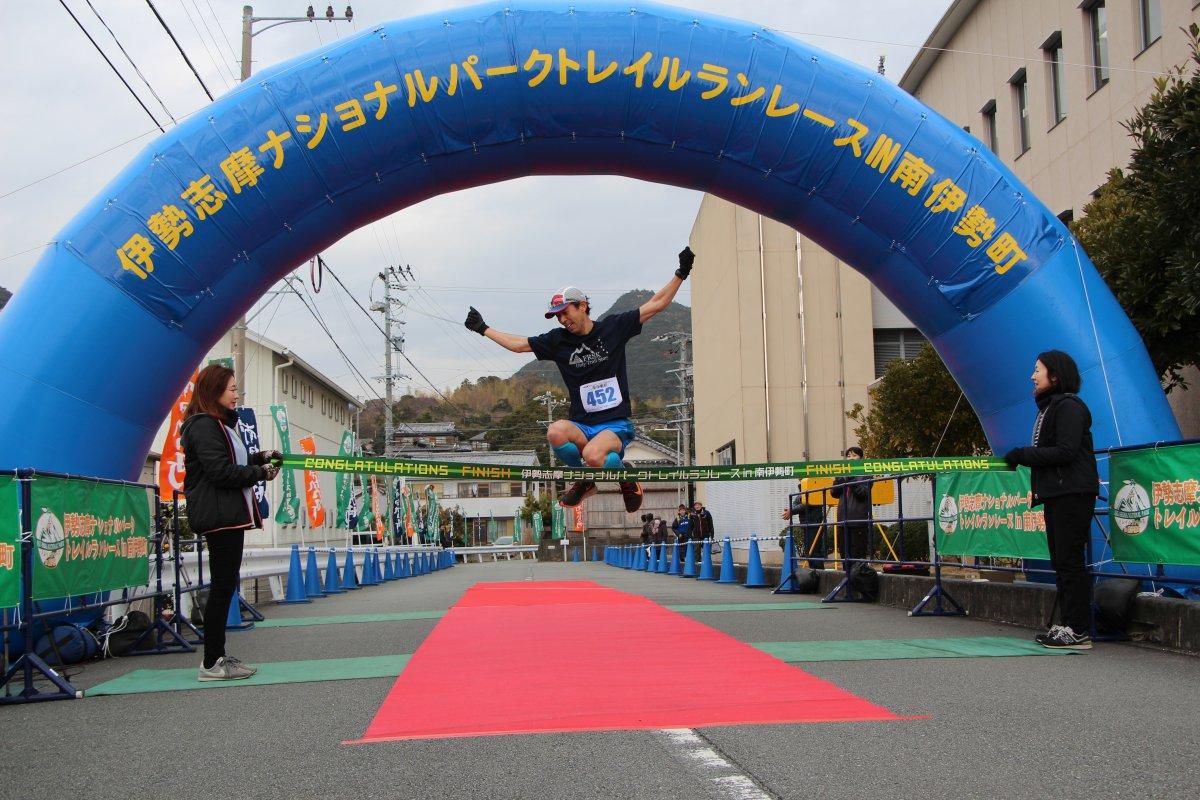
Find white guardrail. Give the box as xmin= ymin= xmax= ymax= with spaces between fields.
xmin=452 ymin=544 xmax=539 ymax=563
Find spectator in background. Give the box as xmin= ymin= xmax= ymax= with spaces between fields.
xmin=690 ymin=500 xmax=715 ymax=542
xmin=829 ymin=447 xmax=872 ymax=564
xmin=781 ymin=480 xmax=827 ymax=568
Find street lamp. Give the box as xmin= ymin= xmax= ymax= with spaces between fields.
xmin=230 ymin=6 xmax=353 ymax=388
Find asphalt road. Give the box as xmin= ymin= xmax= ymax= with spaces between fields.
xmin=1 ymin=560 xmax=1195 ymax=800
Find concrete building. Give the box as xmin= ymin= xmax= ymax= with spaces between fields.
xmin=152 ymin=329 xmax=362 ymax=548
xmin=414 ymin=448 xmax=541 ymax=543
xmin=899 ymin=0 xmax=1200 ymax=434
xmin=688 ymin=0 xmax=1198 ymax=543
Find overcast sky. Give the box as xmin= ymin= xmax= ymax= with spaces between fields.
xmin=0 ymin=0 xmax=951 ymax=403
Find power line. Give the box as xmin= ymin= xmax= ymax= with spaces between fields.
xmin=175 ymin=0 xmax=234 ymax=91
xmin=282 ymin=275 xmax=380 ymax=404
xmin=84 ymin=0 xmax=177 ymax=124
xmin=144 ymin=0 xmax=214 ymax=101
xmin=56 ymin=0 xmax=165 ymax=133
xmin=187 ymin=0 xmax=239 ymax=84
xmin=320 ymin=257 xmax=466 ymax=413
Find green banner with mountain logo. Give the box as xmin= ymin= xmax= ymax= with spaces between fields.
xmin=1109 ymin=443 xmax=1200 ymax=566
xmin=935 ymin=469 xmax=1050 ymax=560
xmin=29 ymin=476 xmax=151 ymax=601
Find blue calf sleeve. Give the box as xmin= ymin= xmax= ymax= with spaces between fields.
xmin=603 ymin=451 xmax=625 ymax=470
xmin=553 ymin=442 xmax=583 ymax=467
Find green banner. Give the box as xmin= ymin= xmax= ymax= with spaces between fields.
xmin=269 ymin=405 xmax=300 ymax=525
xmin=531 ymin=511 xmax=543 ymax=543
xmin=551 ymin=504 xmax=565 ymax=540
xmin=29 ymin=476 xmax=151 ymax=601
xmin=335 ymin=430 xmax=354 ymax=528
xmin=514 ymin=511 xmax=524 ymax=544
xmin=0 ymin=475 xmax=19 ymax=609
xmin=423 ymin=486 xmax=439 ymax=543
xmin=1110 ymin=443 xmax=1200 ymax=566
xmin=280 ymin=453 xmax=1006 ymax=483
xmin=935 ymin=469 xmax=1050 ymax=560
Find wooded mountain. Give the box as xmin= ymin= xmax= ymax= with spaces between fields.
xmin=513 ymin=289 xmax=692 ymax=401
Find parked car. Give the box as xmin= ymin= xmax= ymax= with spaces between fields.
xmin=493 ymin=535 xmax=515 ymax=546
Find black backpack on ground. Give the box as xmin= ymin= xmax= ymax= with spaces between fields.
xmin=848 ymin=563 xmax=879 ymax=601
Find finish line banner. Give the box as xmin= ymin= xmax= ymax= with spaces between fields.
xmin=935 ymin=469 xmax=1050 ymax=560
xmin=279 ymin=453 xmax=1007 ymax=484
xmin=1109 ymin=442 xmax=1200 ymax=566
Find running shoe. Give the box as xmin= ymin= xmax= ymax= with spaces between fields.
xmin=560 ymin=480 xmax=597 ymax=507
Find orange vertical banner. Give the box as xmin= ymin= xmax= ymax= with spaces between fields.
xmin=158 ymin=369 xmax=199 ymax=502
xmin=370 ymin=475 xmax=385 ymax=542
xmin=572 ymin=504 xmax=586 ymax=532
xmin=297 ymin=437 xmax=326 ymax=528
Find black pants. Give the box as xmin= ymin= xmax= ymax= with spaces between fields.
xmin=202 ymin=531 xmax=245 ymax=666
xmin=839 ymin=523 xmax=869 ymax=561
xmin=1043 ymin=494 xmax=1094 ymax=633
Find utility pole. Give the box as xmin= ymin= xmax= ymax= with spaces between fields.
xmin=654 ymin=332 xmax=694 ymax=502
xmin=533 ymin=390 xmax=564 ymax=502
xmin=233 ymin=4 xmax=352 ymax=391
xmin=371 ymin=265 xmax=413 ymax=456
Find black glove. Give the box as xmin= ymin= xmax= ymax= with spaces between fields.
xmin=262 ymin=449 xmax=283 ymax=465
xmin=1003 ymin=448 xmax=1021 ymax=469
xmin=464 ymin=306 xmax=488 ymax=336
xmin=675 ymin=246 xmax=695 ymax=280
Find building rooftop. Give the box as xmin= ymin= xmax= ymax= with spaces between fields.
xmin=898 ymin=0 xmax=979 ymax=93
xmin=247 ymin=329 xmax=361 ymax=409
xmin=396 ymin=422 xmax=458 ymax=435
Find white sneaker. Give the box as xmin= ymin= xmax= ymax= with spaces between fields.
xmin=197 ymin=655 xmax=258 ymax=681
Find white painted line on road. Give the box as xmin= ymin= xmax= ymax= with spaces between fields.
xmin=654 ymin=729 xmax=777 ymax=800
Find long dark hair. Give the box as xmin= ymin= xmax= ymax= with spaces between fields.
xmin=1036 ymin=350 xmax=1082 ymax=394
xmin=184 ymin=364 xmax=235 ymax=420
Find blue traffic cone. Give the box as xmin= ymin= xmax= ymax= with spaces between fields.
xmin=304 ymin=546 xmax=325 ymax=598
xmin=395 ymin=553 xmax=408 ymax=578
xmin=671 ymin=542 xmax=684 ymax=575
xmin=361 ymin=549 xmax=378 ymax=586
xmin=744 ymin=537 xmax=768 ymax=588
xmin=634 ymin=546 xmax=643 ymax=570
xmin=655 ymin=543 xmax=667 ymax=573
xmin=370 ymin=548 xmax=384 ymax=583
xmin=226 ymin=587 xmax=254 ymax=630
xmin=643 ymin=545 xmax=653 ymax=572
xmin=282 ymin=544 xmax=311 ymax=604
xmin=592 ymin=546 xmax=599 ymax=562
xmin=775 ymin=532 xmax=801 ymax=593
xmin=340 ymin=548 xmax=360 ymax=590
xmin=383 ymin=549 xmax=397 ymax=580
xmin=573 ymin=547 xmax=581 ymax=563
xmin=717 ymin=538 xmax=738 ymax=584
xmin=323 ymin=548 xmax=344 ymax=594
xmin=403 ymin=553 xmax=413 ymax=577
xmin=699 ymin=539 xmax=715 ymax=580
xmin=417 ymin=552 xmax=426 ymax=575
xmin=682 ymin=540 xmax=697 ymax=577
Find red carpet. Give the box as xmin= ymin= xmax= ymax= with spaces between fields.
xmin=351 ymin=581 xmax=903 ymax=743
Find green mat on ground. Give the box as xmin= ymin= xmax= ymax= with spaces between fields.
xmin=668 ymin=602 xmax=830 ymax=612
xmin=85 ymin=654 xmax=411 ymax=696
xmin=754 ymin=636 xmax=1077 ymax=662
xmin=256 ymin=611 xmax=445 ymax=628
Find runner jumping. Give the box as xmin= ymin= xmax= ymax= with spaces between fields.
xmin=463 ymin=246 xmax=695 ymax=512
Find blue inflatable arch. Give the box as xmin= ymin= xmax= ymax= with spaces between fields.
xmin=0 ymin=1 xmax=1178 ymax=478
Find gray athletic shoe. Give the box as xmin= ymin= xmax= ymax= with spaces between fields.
xmin=197 ymin=655 xmax=258 ymax=681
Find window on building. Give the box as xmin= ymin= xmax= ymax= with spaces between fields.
xmin=980 ymin=99 xmax=998 ymax=154
xmin=874 ymin=328 xmax=927 ymax=378
xmin=476 ymin=483 xmax=490 ymax=498
xmin=1086 ymin=1 xmax=1109 ymax=91
xmin=1010 ymin=68 xmax=1030 ymax=154
xmin=510 ymin=482 xmax=524 ymax=497
xmin=1057 ymin=209 xmax=1074 ymax=226
xmin=1043 ymin=32 xmax=1066 ymax=125
xmin=456 ymin=482 xmax=475 ymax=498
xmin=715 ymin=441 xmax=736 ymax=466
xmin=1139 ymin=0 xmax=1161 ymax=51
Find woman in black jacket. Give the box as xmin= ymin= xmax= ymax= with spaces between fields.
xmin=181 ymin=364 xmax=280 ymax=680
xmin=1004 ymin=350 xmax=1099 ymax=650
xmin=830 ymin=447 xmax=871 ymax=562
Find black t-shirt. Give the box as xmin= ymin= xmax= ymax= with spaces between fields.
xmin=528 ymin=308 xmax=642 ymax=424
